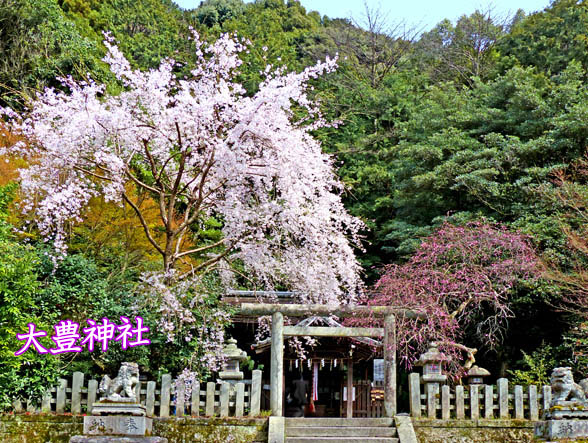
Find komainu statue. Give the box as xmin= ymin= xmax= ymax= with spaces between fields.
xmin=98 ymin=362 xmax=140 ymax=402
xmin=550 ymin=367 xmax=588 ymax=407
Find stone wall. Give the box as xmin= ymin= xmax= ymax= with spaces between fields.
xmin=413 ymin=419 xmax=535 ymax=443
xmin=0 ymin=414 xmax=268 ymax=443
xmin=154 ymin=417 xmax=267 ymax=442
xmin=0 ymin=414 xmax=84 ymax=442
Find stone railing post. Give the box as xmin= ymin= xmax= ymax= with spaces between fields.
xmin=56 ymin=378 xmax=67 ymax=413
xmin=160 ymin=374 xmax=171 ymax=418
xmin=497 ymin=378 xmax=509 ymax=418
xmin=71 ymin=372 xmax=84 ymax=415
xmin=250 ymin=369 xmax=262 ymax=417
xmin=409 ymin=372 xmax=421 ymax=418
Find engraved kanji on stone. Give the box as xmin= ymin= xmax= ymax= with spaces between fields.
xmin=125 ymin=417 xmax=139 ymax=432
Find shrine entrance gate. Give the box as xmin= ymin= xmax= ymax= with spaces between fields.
xmin=239 ymin=303 xmax=423 ymax=418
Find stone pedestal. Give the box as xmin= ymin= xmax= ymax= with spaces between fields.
xmin=70 ymin=403 xmax=167 ymax=442
xmin=535 ymin=410 xmax=588 ymax=439
xmin=548 ymin=409 xmax=588 ymax=420
xmin=91 ymin=400 xmax=147 ymax=416
xmin=535 ymin=367 xmax=588 ymax=440
xmin=70 ymin=363 xmax=167 ymax=443
xmin=536 ymin=418 xmax=588 ymax=440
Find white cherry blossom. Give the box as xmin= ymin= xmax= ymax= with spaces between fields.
xmin=2 ymin=32 xmax=364 ymax=306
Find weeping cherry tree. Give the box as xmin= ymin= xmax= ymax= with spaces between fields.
xmin=1 ymin=32 xmax=364 ymax=374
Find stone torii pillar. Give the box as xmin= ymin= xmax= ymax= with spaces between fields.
xmin=384 ymin=314 xmax=396 ymax=418
xmin=270 ymin=311 xmax=284 ymax=416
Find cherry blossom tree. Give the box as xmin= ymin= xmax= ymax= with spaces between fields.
xmin=0 ymin=32 xmax=366 ymax=377
xmin=352 ymin=221 xmax=540 ymax=373
xmin=0 ymin=32 xmax=363 ymax=306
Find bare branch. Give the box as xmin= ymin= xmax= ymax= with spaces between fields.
xmin=125 ymin=170 xmax=162 ymax=195
xmin=122 ymin=192 xmax=164 ymax=256
xmin=72 ymin=166 xmax=112 ymax=182
xmin=175 ymin=238 xmax=228 ymax=260
xmin=192 ymin=243 xmax=236 ymax=273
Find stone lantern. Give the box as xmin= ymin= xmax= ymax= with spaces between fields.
xmin=415 ymin=342 xmax=449 ymax=415
xmin=219 ymin=338 xmax=248 ymax=381
xmin=466 ymin=365 xmax=490 ymax=385
xmin=415 ymin=342 xmax=448 ymax=384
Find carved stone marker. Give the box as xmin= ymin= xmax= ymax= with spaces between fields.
xmin=69 ymin=363 xmax=167 ymax=443
xmin=83 ymin=416 xmax=152 ymax=436
xmin=535 ymin=367 xmax=588 ymax=440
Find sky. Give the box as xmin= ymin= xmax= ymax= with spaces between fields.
xmin=172 ymin=0 xmax=553 ymax=32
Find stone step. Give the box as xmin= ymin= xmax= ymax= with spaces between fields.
xmin=287 ymin=426 xmax=398 ymax=438
xmin=285 ymin=418 xmax=394 ymax=427
xmin=286 ymin=438 xmax=399 ymax=443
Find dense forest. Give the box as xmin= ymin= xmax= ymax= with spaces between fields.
xmin=2 ymin=0 xmax=588 ymax=409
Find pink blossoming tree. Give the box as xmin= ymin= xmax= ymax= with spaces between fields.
xmin=1 ymin=32 xmax=364 ymax=375
xmin=354 ymin=221 xmax=540 ymax=373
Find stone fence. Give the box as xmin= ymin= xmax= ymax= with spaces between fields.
xmin=0 ymin=415 xmax=268 ymax=443
xmin=409 ymin=373 xmax=551 ymax=420
xmin=11 ymin=370 xmax=263 ymax=419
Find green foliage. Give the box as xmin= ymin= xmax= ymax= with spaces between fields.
xmin=508 ymin=344 xmax=558 ymax=386
xmin=0 ymin=0 xmax=104 ymax=107
xmin=0 ymin=182 xmax=16 ymax=224
xmin=499 ymin=0 xmax=588 ymax=76
xmin=365 ymin=62 xmax=588 ymax=260
xmin=243 ymin=355 xmax=264 ymax=372
xmin=413 ymin=10 xmax=505 ymax=85
xmin=210 ymin=0 xmax=321 ymax=92
xmin=563 ymin=322 xmax=588 ymax=378
xmin=315 ymin=67 xmax=429 ymax=272
xmin=0 ymin=185 xmax=61 ymax=410
xmin=316 ymin=59 xmax=588 ymax=281
xmin=98 ymin=0 xmax=185 ymax=69
xmin=193 ymin=0 xmax=245 ymax=27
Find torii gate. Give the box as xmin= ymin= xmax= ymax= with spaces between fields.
xmin=239 ymin=303 xmax=424 ymax=418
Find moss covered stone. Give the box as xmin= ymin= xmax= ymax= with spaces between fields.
xmin=0 ymin=414 xmax=268 ymax=443
xmin=413 ymin=418 xmax=535 ymax=443
xmin=0 ymin=413 xmax=84 ymax=443
xmin=153 ymin=417 xmax=267 ymax=442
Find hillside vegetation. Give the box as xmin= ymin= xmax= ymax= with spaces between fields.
xmin=2 ymin=0 xmax=588 ymax=407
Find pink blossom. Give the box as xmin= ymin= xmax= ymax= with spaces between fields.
xmin=351 ymin=221 xmax=540 ymax=373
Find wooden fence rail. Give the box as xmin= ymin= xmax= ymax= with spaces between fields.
xmin=11 ymin=370 xmax=263 ymax=418
xmin=409 ymin=373 xmax=551 ymax=420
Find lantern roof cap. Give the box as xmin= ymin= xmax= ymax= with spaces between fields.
xmin=415 ymin=342 xmax=450 ymax=366
xmin=223 ymin=337 xmax=248 ymax=361
xmin=467 ymin=365 xmax=490 ymax=377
